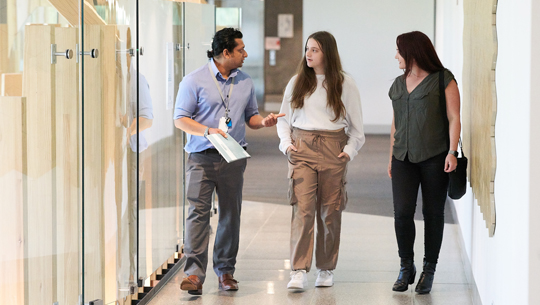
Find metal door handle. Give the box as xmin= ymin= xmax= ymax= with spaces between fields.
xmin=81 ymin=49 xmax=99 ymax=59
xmin=51 ymin=44 xmax=73 ymax=64
xmin=75 ymin=44 xmax=99 ymax=63
xmin=117 ymin=47 xmax=144 ymax=56
xmin=175 ymin=43 xmax=189 ymax=51
xmin=117 ymin=48 xmax=135 ymax=57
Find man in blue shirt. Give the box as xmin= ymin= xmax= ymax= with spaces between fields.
xmin=174 ymin=28 xmax=283 ymax=295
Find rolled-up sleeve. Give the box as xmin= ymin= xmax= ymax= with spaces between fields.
xmin=342 ymin=76 xmax=365 ymax=161
xmin=174 ymin=76 xmax=198 ymax=120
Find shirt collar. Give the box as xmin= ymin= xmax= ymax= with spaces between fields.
xmin=210 ymin=58 xmax=239 ymax=80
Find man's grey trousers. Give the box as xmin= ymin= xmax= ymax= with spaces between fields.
xmin=183 ymin=151 xmax=247 ymax=283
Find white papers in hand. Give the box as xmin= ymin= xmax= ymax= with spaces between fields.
xmin=206 ymin=133 xmax=251 ymax=163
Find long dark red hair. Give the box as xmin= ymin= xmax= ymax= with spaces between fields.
xmin=396 ymin=31 xmax=444 ymax=78
xmin=290 ymin=31 xmax=345 ymax=122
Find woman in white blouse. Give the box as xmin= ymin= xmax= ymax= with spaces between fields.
xmin=276 ymin=31 xmax=365 ymax=290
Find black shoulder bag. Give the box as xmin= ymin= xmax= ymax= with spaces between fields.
xmin=439 ymin=70 xmax=467 ymax=200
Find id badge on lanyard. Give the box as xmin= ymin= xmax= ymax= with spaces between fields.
xmin=208 ymin=63 xmax=234 ymax=132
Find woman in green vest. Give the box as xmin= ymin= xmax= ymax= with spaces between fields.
xmin=388 ymin=31 xmax=461 ymax=294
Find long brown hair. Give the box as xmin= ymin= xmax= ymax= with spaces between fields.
xmin=396 ymin=31 xmax=444 ymax=79
xmin=290 ymin=31 xmax=345 ymax=122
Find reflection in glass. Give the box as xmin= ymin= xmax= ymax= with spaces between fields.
xmin=82 ymin=1 xmax=138 ymax=303
xmin=137 ymin=0 xmax=184 ymax=286
xmin=0 ymin=0 xmax=200 ymax=303
xmin=0 ymin=1 xmax=79 ymax=305
xmin=117 ymin=27 xmax=155 ymax=292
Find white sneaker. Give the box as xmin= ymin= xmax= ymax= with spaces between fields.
xmin=287 ymin=270 xmax=308 ymax=289
xmin=315 ymin=270 xmax=334 ymax=287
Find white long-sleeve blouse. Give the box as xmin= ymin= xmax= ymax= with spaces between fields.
xmin=276 ymin=74 xmax=365 ymax=161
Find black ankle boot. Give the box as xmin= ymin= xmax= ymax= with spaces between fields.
xmin=392 ymin=258 xmax=416 ymax=292
xmin=415 ymin=261 xmax=436 ymax=294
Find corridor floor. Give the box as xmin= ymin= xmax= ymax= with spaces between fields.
xmin=148 ymin=127 xmax=474 ymax=305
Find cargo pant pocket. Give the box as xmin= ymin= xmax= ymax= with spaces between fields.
xmin=287 ymin=168 xmax=298 ymax=205
xmin=338 ymin=178 xmax=348 ymax=211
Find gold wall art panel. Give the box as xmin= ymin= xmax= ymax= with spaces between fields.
xmin=463 ymin=0 xmax=497 ymax=236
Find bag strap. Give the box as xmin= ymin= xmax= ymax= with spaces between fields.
xmin=438 ymin=70 xmax=465 ymax=157
xmin=438 ymin=70 xmax=449 ymax=148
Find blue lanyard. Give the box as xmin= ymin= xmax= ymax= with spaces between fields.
xmin=208 ymin=63 xmax=235 ymax=118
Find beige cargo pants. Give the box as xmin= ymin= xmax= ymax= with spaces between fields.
xmin=287 ymin=128 xmax=349 ymax=272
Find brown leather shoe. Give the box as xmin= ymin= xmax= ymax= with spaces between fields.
xmin=180 ymin=275 xmax=202 ymax=295
xmin=218 ymin=274 xmax=239 ymax=291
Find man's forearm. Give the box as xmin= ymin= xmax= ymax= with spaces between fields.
xmin=247 ymin=114 xmax=264 ymax=129
xmin=175 ymin=117 xmax=207 ymax=136
xmin=129 ymin=117 xmax=153 ymax=136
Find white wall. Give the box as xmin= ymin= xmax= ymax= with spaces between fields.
xmin=303 ymin=0 xmax=434 ymax=133
xmin=437 ymin=0 xmax=538 ymax=304
xmin=529 ymin=1 xmax=540 ymax=304
xmin=435 ymin=0 xmax=463 ymax=87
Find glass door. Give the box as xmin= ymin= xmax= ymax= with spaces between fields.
xmin=0 ymin=1 xmax=217 ymax=304
xmin=183 ymin=2 xmax=216 ymax=75
xmin=136 ymin=0 xmax=184 ymax=288
xmin=180 ymin=0 xmax=216 ymax=264
xmin=78 ymin=1 xmax=214 ymax=304
xmin=81 ymin=0 xmax=138 ymax=303
xmin=0 ymin=0 xmax=81 ymax=304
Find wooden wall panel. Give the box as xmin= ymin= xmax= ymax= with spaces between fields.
xmin=100 ymin=24 xmax=120 ymax=304
xmin=7 ymin=0 xmax=18 ymax=73
xmin=22 ymin=24 xmax=56 ymax=305
xmin=0 ymin=24 xmax=8 ymax=73
xmin=54 ymin=26 xmax=80 ymax=305
xmin=101 ymin=25 xmax=117 ymax=169
xmin=48 ymin=0 xmax=106 ymax=26
xmin=0 ymin=96 xmax=26 ymax=305
xmin=112 ymin=24 xmax=133 ymax=300
xmin=83 ymin=24 xmax=105 ymax=301
xmin=463 ymin=0 xmax=497 ymax=236
xmin=1 ymin=73 xmax=23 ymax=96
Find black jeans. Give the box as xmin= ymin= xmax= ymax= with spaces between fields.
xmin=391 ymin=152 xmax=448 ymax=263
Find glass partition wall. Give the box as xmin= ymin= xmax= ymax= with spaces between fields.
xmin=0 ymin=0 xmax=214 ymax=304
xmin=0 ymin=1 xmax=81 ymax=305
xmin=137 ymin=0 xmax=184 ymax=291
xmin=81 ymin=0 xmax=139 ymax=303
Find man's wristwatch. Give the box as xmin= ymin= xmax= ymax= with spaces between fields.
xmin=203 ymin=127 xmax=209 ymax=137
xmin=448 ymin=150 xmax=458 ymax=157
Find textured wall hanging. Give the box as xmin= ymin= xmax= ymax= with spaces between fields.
xmin=462 ymin=0 xmax=497 ymax=236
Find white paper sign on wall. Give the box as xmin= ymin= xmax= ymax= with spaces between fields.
xmin=278 ymin=14 xmax=294 ymax=38
xmin=265 ymin=37 xmax=281 ymax=50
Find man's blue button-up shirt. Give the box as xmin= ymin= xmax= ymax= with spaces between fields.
xmin=174 ymin=59 xmax=259 ymax=153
